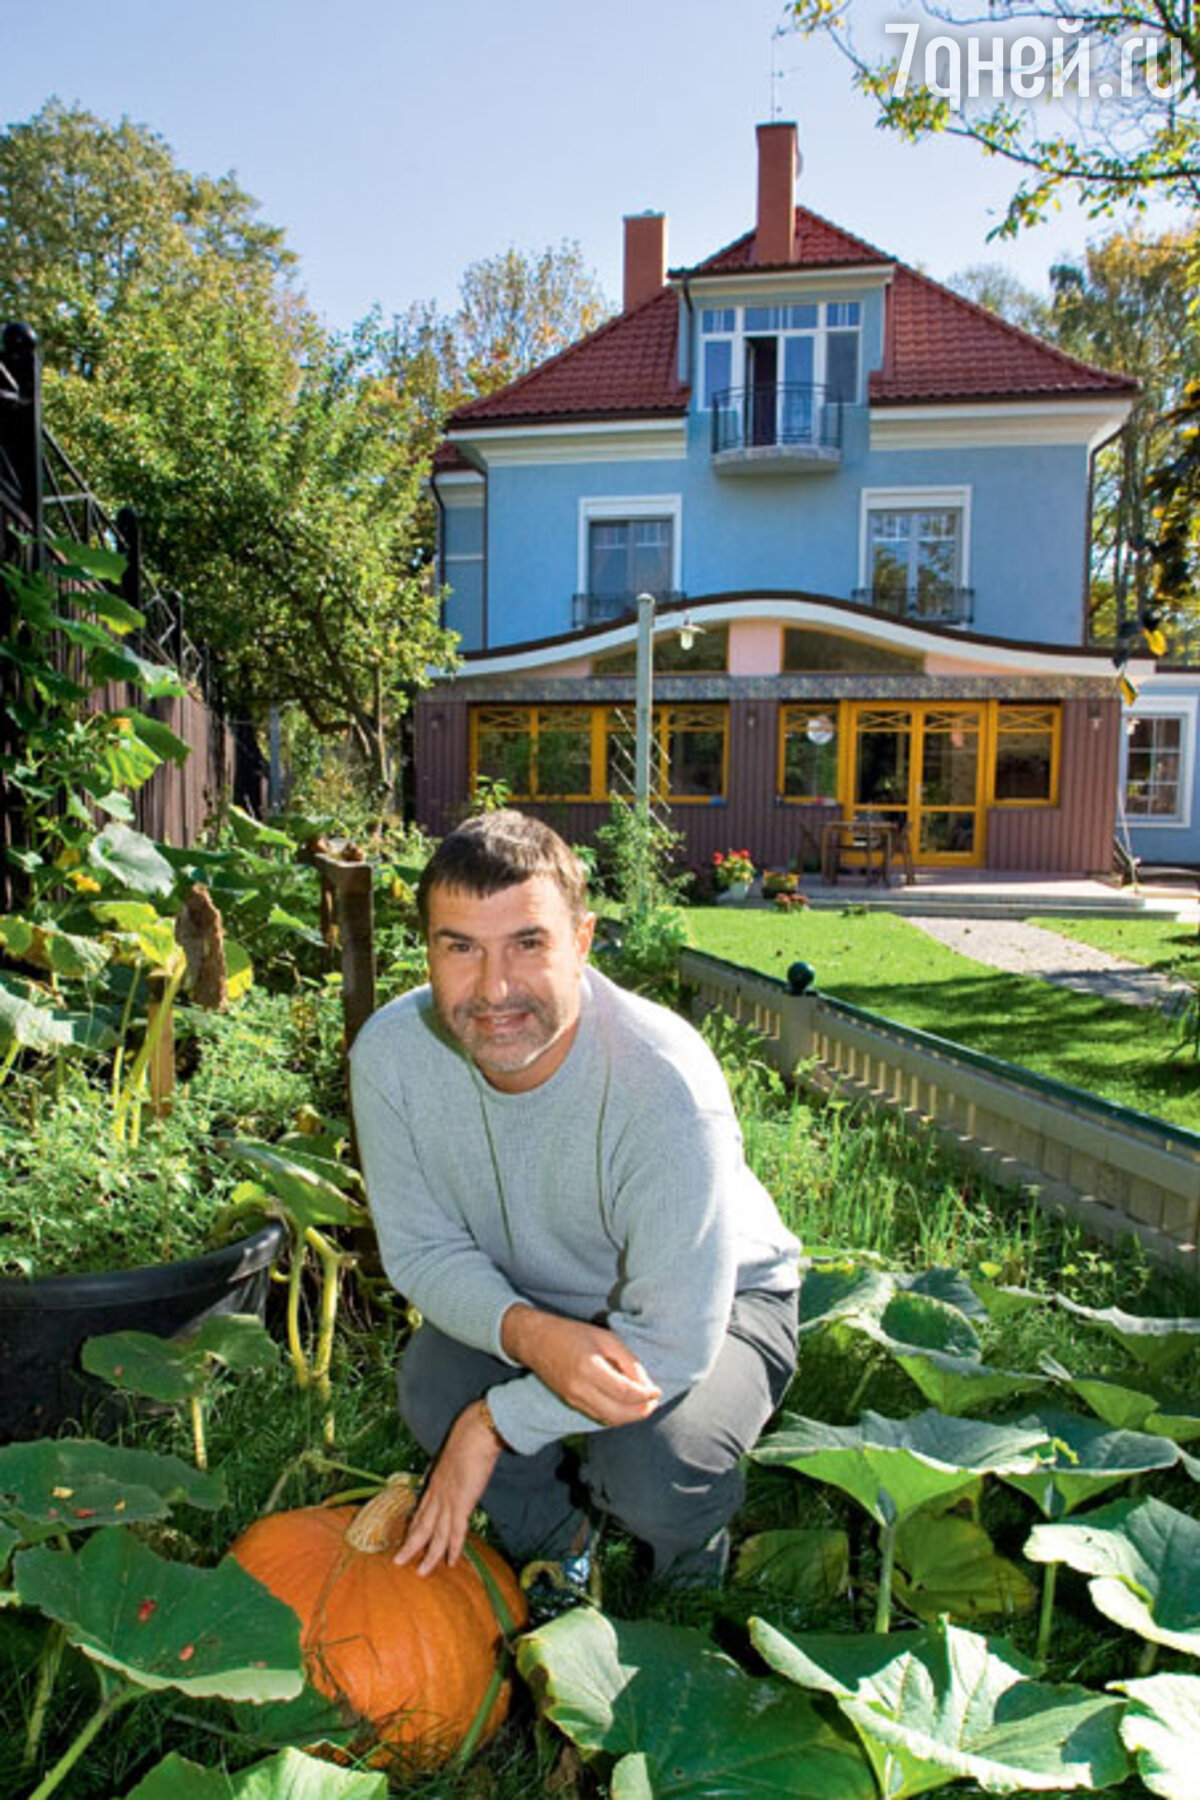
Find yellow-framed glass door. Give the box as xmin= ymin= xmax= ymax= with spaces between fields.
xmin=848 ymin=703 xmax=986 ymax=866
xmin=914 ymin=706 xmax=985 ymax=863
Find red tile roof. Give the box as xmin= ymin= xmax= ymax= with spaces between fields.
xmin=875 ymin=263 xmax=1137 ymax=404
xmin=448 ymin=285 xmax=687 ymax=426
xmin=685 ymin=206 xmax=892 ymax=272
xmin=446 ymin=205 xmax=1136 ymax=429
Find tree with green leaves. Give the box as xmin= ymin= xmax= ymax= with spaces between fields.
xmin=1048 ymin=227 xmax=1198 ymax=639
xmin=951 ymin=228 xmax=1197 ymax=642
xmin=1 ymin=101 xmax=452 ymax=799
xmin=945 ymin=265 xmax=1052 ymax=335
xmin=455 ymin=240 xmax=611 ymax=395
xmin=380 ymin=239 xmax=613 ymax=426
xmin=785 ymin=0 xmax=1199 ymax=238
xmin=0 ymin=98 xmax=292 ymax=378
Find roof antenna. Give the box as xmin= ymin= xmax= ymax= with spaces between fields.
xmin=771 ymin=23 xmax=799 ymax=119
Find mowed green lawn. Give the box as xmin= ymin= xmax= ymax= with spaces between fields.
xmin=685 ymin=906 xmax=1200 ymax=1131
xmin=1029 ymin=913 xmax=1200 ymax=975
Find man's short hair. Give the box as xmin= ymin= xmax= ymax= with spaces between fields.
xmin=417 ymin=810 xmax=589 ymax=932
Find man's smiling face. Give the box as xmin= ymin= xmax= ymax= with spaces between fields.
xmin=426 ymin=874 xmax=595 ymax=1093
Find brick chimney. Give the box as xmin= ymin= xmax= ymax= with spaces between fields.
xmin=623 ymin=211 xmax=667 ymax=311
xmin=755 ymin=121 xmax=798 ymax=265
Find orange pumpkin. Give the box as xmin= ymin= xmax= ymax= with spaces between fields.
xmin=230 ymin=1475 xmax=527 ymax=1768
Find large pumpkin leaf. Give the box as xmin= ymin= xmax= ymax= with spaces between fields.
xmin=751 ymin=1410 xmax=1047 ymax=1527
xmin=14 ymin=1529 xmax=303 ymax=1700
xmin=217 ymin=1140 xmax=364 ymax=1229
xmin=89 ymin=641 xmax=186 ymax=699
xmin=734 ymin=1529 xmax=850 ymax=1605
xmin=0 ymin=916 xmax=110 ymax=979
xmin=87 ymin=823 xmax=175 ymax=897
xmin=1113 ymin=1673 xmax=1200 ymax=1800
xmin=1056 ymin=1298 xmax=1200 ymax=1379
xmin=1002 ymin=1409 xmax=1181 ymax=1519
xmin=889 ymin=1346 xmax=1047 ymax=1416
xmin=45 ymin=532 xmax=131 ymax=587
xmin=121 ymin=708 xmax=191 ymax=766
xmin=122 ymin=1748 xmax=386 ymax=1800
xmin=516 ymin=1608 xmax=876 ymax=1800
xmin=1026 ymin=1496 xmax=1200 ymax=1655
xmin=0 ymin=1440 xmax=224 ymax=1544
xmin=0 ymin=970 xmax=118 ymax=1053
xmin=1040 ymin=1356 xmax=1200 ymax=1445
xmin=876 ymin=1290 xmax=981 ymax=1357
xmin=83 ymin=1314 xmax=279 ymax=1405
xmin=751 ymin=1615 xmax=1129 ymax=1797
xmin=262 ymin=904 xmax=325 ymax=948
xmin=797 ymin=1264 xmax=894 ymax=1336
xmin=225 ymin=937 xmax=254 ymax=999
xmin=91 ymin=899 xmax=180 ymax=969
xmin=227 ymin=1681 xmax=358 ymax=1757
xmin=99 ymin=728 xmax=162 ymax=792
xmin=897 ymin=1266 xmax=990 ymax=1321
xmin=969 ymin=1273 xmax=1046 ymax=1320
xmin=893 ymin=1512 xmax=1037 ymax=1621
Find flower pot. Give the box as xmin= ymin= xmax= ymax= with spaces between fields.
xmin=716 ymin=880 xmax=752 ymax=904
xmin=0 ymin=1220 xmax=287 ymax=1442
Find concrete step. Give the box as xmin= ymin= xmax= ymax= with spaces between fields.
xmin=800 ymin=892 xmax=1199 ymax=921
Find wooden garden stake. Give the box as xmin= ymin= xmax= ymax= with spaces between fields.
xmin=312 ymin=847 xmax=376 ymax=1052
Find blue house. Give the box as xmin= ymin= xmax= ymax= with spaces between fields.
xmin=418 ymin=123 xmax=1143 ymax=879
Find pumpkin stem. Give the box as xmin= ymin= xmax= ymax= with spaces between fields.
xmin=343 ymin=1472 xmax=421 ymax=1552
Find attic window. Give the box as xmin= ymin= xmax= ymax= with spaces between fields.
xmin=701 ymin=300 xmax=861 ymax=413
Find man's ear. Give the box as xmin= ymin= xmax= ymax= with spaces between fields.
xmin=576 ymin=910 xmax=597 ymax=960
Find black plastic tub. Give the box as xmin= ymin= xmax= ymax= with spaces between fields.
xmin=0 ymin=1221 xmax=287 ymax=1442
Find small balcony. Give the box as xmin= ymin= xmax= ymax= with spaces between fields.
xmin=573 ymin=589 xmax=685 ymax=629
xmin=711 ymin=383 xmax=843 ymax=472
xmin=852 ymin=585 xmax=975 ymax=627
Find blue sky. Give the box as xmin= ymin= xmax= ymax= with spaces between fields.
xmin=5 ymin=0 xmax=1134 ymax=333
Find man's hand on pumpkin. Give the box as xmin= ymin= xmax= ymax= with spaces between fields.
xmin=393 ymin=1399 xmax=503 ymax=1576
xmin=501 ymin=1304 xmax=662 ymax=1427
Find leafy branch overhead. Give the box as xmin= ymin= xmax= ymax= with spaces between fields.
xmin=785 ymin=0 xmax=1200 ymax=237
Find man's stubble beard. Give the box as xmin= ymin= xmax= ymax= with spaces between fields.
xmin=439 ymin=992 xmax=570 ymax=1077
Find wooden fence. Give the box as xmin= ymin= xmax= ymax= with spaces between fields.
xmin=680 ymin=948 xmax=1200 ymax=1282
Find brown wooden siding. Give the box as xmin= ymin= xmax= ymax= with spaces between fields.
xmin=987 ymin=697 xmax=1117 ymax=873
xmin=416 ymin=696 xmax=471 ymax=837
xmin=416 ymin=692 xmax=1119 ymax=876
xmin=417 ymin=695 xmax=843 ymax=875
xmin=96 ymin=682 xmax=266 ymax=848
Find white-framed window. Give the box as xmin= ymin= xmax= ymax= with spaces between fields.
xmin=1123 ymin=696 xmax=1196 ymax=827
xmin=699 ymin=300 xmax=862 ymax=433
xmin=577 ymin=494 xmax=683 ymax=601
xmin=858 ymin=486 xmax=972 ymax=622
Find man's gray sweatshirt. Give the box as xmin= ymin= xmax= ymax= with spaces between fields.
xmin=349 ymin=966 xmax=801 ymax=1456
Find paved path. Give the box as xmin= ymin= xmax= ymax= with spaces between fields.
xmin=906 ymin=916 xmax=1193 ymax=1010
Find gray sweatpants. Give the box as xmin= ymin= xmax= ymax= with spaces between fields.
xmin=398 ymin=1287 xmax=798 ymax=1585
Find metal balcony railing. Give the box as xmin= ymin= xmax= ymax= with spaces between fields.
xmin=572 ymin=589 xmax=685 ymax=629
xmin=852 ymin=584 xmax=975 ymax=627
xmin=711 ymin=383 xmax=844 ymax=457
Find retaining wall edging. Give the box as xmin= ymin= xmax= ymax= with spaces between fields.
xmin=679 ymin=949 xmax=1200 ymax=1282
